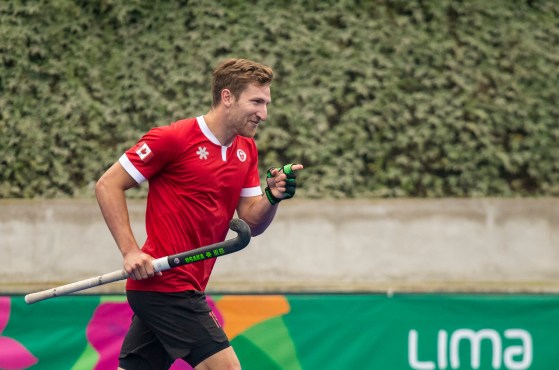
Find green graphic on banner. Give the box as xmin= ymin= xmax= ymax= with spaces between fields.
xmin=1 ymin=296 xmax=99 ymax=370
xmin=234 ymin=317 xmax=302 ymax=370
xmin=0 ymin=294 xmax=558 ymax=369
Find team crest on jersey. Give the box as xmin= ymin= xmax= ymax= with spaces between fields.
xmin=196 ymin=146 xmax=209 ymax=160
xmin=135 ymin=141 xmax=154 ymax=162
xmin=237 ymin=149 xmax=247 ymax=162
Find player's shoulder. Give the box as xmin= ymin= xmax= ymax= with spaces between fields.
xmin=235 ymin=135 xmax=256 ymax=147
xmin=169 ymin=117 xmax=198 ymax=132
xmin=153 ymin=117 xmax=198 ymax=140
xmin=236 ymin=134 xmax=253 ymax=143
xmin=148 ymin=117 xmax=196 ymax=133
xmin=141 ymin=117 xmax=196 ymax=148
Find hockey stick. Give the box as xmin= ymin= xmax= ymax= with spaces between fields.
xmin=25 ymin=218 xmax=251 ymax=304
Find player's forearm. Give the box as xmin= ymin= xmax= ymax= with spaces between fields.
xmin=238 ymin=195 xmax=279 ymax=236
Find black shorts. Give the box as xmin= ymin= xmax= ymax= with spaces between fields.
xmin=119 ymin=290 xmax=230 ymax=369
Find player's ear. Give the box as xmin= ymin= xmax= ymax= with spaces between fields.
xmin=221 ymin=89 xmax=233 ymax=107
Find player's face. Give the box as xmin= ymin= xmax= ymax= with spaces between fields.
xmin=229 ymin=84 xmax=271 ymax=138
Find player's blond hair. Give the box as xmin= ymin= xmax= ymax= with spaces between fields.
xmin=211 ymin=58 xmax=274 ymax=107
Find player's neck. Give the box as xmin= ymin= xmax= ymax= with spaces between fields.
xmin=203 ymin=110 xmax=235 ymax=147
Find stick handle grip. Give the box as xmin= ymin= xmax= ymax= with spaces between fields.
xmin=24 ymin=269 xmax=127 ymax=304
xmin=24 ymin=257 xmax=172 ymax=304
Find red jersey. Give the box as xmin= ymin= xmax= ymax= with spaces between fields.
xmin=119 ymin=116 xmax=262 ymax=292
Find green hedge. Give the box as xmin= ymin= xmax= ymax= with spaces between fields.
xmin=1 ymin=0 xmax=558 ymax=198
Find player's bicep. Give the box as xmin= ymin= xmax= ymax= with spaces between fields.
xmin=97 ymin=161 xmax=139 ymax=192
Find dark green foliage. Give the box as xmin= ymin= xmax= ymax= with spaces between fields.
xmin=1 ymin=0 xmax=558 ymax=198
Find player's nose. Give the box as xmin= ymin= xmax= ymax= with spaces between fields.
xmin=257 ymin=106 xmax=268 ymax=122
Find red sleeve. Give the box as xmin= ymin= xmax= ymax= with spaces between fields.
xmin=120 ymin=125 xmax=178 ymax=183
xmin=241 ymin=139 xmax=263 ymax=196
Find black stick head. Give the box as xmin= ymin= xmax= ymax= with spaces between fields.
xmin=229 ymin=218 xmax=251 ymax=248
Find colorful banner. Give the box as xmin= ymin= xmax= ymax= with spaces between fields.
xmin=1 ymin=294 xmax=558 ymax=369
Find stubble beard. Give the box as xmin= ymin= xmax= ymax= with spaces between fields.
xmin=235 ymin=115 xmax=258 ymax=139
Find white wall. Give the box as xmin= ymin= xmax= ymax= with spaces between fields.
xmin=1 ymin=198 xmax=558 ymax=294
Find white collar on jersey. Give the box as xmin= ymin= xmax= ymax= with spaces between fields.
xmin=196 ymin=115 xmax=233 ymax=148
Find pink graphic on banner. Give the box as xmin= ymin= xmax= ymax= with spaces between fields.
xmin=0 ymin=297 xmax=38 ymax=370
xmin=87 ymin=302 xmax=133 ymax=370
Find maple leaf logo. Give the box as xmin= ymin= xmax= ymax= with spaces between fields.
xmin=135 ymin=142 xmax=154 ymax=162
